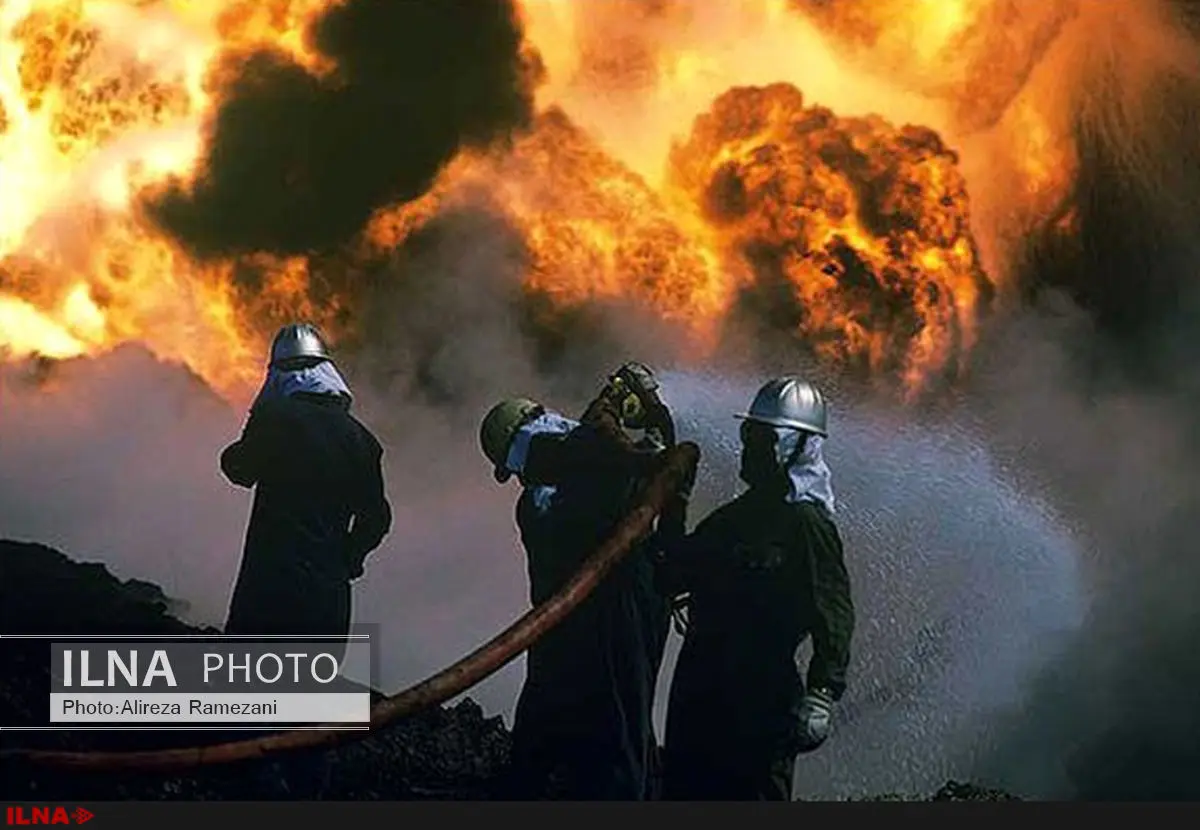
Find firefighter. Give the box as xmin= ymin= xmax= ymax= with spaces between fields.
xmin=480 ymin=362 xmax=689 ymax=800
xmin=660 ymin=376 xmax=855 ymax=801
xmin=220 ymin=323 xmax=392 ymax=797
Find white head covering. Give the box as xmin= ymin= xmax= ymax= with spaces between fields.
xmin=251 ymin=360 xmax=353 ymax=412
xmin=772 ymin=426 xmax=836 ymax=515
xmin=502 ymin=410 xmax=580 ymax=514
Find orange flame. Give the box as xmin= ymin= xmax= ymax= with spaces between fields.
xmin=0 ymin=0 xmax=336 ymax=402
xmin=1 ymin=0 xmax=1144 ymax=404
xmin=667 ymin=83 xmax=988 ymax=391
xmin=365 ymin=109 xmax=730 ymax=347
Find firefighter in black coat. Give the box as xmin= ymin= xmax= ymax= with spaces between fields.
xmin=480 ymin=363 xmax=689 ymax=800
xmin=221 ymin=323 xmax=392 ymax=648
xmin=660 ymin=376 xmax=855 ymax=801
xmin=219 ymin=323 xmax=392 ymax=797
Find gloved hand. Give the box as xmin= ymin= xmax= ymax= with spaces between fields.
xmin=605 ymin=361 xmax=662 ymax=430
xmin=792 ymin=688 xmax=835 ymax=754
xmin=645 ymin=407 xmax=677 ymax=448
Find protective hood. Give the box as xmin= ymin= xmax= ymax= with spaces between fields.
xmin=251 ymin=360 xmax=353 ymax=411
xmin=503 ymin=410 xmax=580 ymax=513
xmin=773 ymin=426 xmax=836 ymax=515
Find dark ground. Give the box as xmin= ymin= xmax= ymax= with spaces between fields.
xmin=0 ymin=539 xmax=1018 ymax=801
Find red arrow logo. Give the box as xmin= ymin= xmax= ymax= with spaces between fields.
xmin=71 ymin=808 xmax=93 ymax=825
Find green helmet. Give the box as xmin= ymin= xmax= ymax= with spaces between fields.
xmin=480 ymin=398 xmax=544 ymax=482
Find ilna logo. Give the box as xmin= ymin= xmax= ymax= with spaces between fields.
xmin=4 ymin=807 xmax=94 ymax=825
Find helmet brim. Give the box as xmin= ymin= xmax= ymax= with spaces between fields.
xmin=271 ymin=355 xmax=332 ymax=370
xmin=734 ymin=412 xmax=828 ymax=437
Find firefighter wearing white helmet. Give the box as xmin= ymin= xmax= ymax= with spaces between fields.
xmin=224 ymin=319 xmax=392 ymax=623
xmin=737 ymin=375 xmax=828 ymax=436
xmin=220 ymin=322 xmax=392 ymax=797
xmin=660 ymin=375 xmax=854 ymax=802
xmin=269 ymin=322 xmax=332 ymax=368
xmin=480 ymin=362 xmax=690 ymax=800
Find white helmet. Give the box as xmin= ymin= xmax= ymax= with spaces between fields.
xmin=736 ymin=376 xmax=828 ymax=437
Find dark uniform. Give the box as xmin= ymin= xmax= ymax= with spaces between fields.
xmin=220 ymin=391 xmax=392 ymax=659
xmin=661 ymin=492 xmax=853 ymax=801
xmin=218 ymin=323 xmax=390 ymax=799
xmin=502 ymin=393 xmax=684 ymax=800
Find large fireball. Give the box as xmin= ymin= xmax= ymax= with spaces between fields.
xmin=669 ymin=84 xmax=990 ymax=390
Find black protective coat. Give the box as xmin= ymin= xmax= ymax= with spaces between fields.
xmin=220 ymin=392 xmax=391 ymax=655
xmin=502 ymin=395 xmax=685 ymax=801
xmin=661 ymin=493 xmax=853 ymax=801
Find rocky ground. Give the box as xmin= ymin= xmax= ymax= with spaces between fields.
xmin=0 ymin=539 xmax=1020 ymax=801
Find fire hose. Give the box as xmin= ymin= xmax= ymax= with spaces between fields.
xmin=0 ymin=442 xmax=700 ymax=773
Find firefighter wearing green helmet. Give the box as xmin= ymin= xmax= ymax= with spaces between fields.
xmin=480 ymin=362 xmax=690 ymax=800
xmin=480 ymin=397 xmax=545 ymax=483
xmin=659 ymin=375 xmax=855 ymax=801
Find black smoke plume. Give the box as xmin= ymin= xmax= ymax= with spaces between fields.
xmin=145 ymin=0 xmax=537 ymax=258
xmin=970 ymin=4 xmax=1200 ymax=795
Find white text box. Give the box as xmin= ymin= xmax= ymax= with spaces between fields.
xmin=49 ymin=693 xmax=369 ymax=723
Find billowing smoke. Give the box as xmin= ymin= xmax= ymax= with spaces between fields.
xmin=948 ymin=0 xmax=1200 ymax=799
xmin=6 ymin=0 xmax=1200 ymax=803
xmin=0 ymin=347 xmax=245 ymax=626
xmin=1008 ymin=0 xmax=1200 ymax=336
xmin=961 ymin=307 xmax=1200 ymax=800
xmin=145 ymin=0 xmax=538 ymax=258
